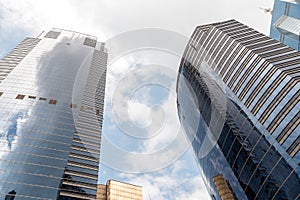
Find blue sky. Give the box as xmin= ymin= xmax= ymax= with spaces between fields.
xmin=0 ymin=0 xmax=274 ymax=199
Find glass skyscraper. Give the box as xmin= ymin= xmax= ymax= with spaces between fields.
xmin=0 ymin=29 xmax=107 ymax=199
xmin=177 ymin=19 xmax=300 ymax=199
xmin=270 ymin=0 xmax=300 ymax=51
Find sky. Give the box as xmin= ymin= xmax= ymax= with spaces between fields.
xmin=0 ymin=0 xmax=274 ymax=199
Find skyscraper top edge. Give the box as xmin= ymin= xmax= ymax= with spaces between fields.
xmin=50 ymin=28 xmax=98 ymax=40
xmin=106 ymin=179 xmax=143 ymax=188
xmin=195 ymin=19 xmax=240 ymax=29
xmin=277 ymin=0 xmax=300 ymax=4
xmin=35 ymin=28 xmax=106 ymax=50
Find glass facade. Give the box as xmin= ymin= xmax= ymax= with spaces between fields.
xmin=270 ymin=0 xmax=300 ymax=51
xmin=177 ymin=20 xmax=300 ymax=200
xmin=0 ymin=29 xmax=107 ymax=199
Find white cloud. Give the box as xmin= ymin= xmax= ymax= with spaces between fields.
xmin=0 ymin=0 xmax=108 ymax=39
xmin=128 ymin=100 xmax=152 ymax=127
xmin=0 ymin=0 xmax=273 ymax=42
xmin=175 ymin=177 xmax=211 ymax=200
xmin=112 ymin=150 xmax=211 ymax=200
xmin=138 ymin=89 xmax=181 ymax=153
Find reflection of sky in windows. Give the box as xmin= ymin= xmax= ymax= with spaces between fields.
xmin=270 ymin=0 xmax=300 ymax=51
xmin=0 ymin=31 xmax=102 ymax=199
xmin=0 ymin=108 xmax=29 ymax=152
xmin=6 ymin=112 xmax=23 ymax=150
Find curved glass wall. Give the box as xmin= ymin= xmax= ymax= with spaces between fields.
xmin=177 ymin=20 xmax=300 ymax=200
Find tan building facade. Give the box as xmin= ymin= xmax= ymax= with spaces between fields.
xmin=97 ymin=180 xmax=143 ymax=200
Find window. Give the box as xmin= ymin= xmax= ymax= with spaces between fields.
xmin=16 ymin=94 xmax=25 ymax=99
xmin=70 ymin=103 xmax=77 ymax=109
xmin=49 ymin=99 xmax=57 ymax=105
xmin=44 ymin=31 xmax=61 ymax=39
xmin=28 ymin=95 xmax=36 ymax=99
xmin=83 ymin=37 xmax=97 ymax=47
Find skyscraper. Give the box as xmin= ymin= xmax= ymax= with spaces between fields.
xmin=0 ymin=29 xmax=107 ymax=199
xmin=270 ymin=0 xmax=300 ymax=51
xmin=96 ymin=180 xmax=143 ymax=200
xmin=177 ymin=19 xmax=300 ymax=199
